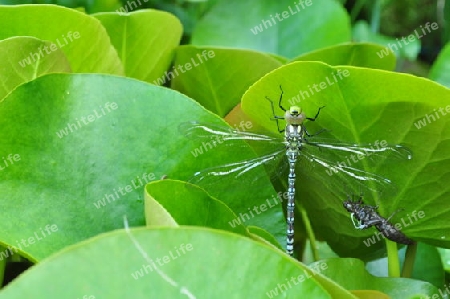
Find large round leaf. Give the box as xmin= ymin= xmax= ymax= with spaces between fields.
xmin=292 ymin=43 xmax=396 ymax=71
xmin=0 ymin=4 xmax=123 ymax=74
xmin=241 ymin=61 xmax=450 ymax=257
xmin=191 ymin=0 xmax=351 ymax=58
xmin=0 ymin=73 xmax=283 ymax=261
xmin=93 ymin=10 xmax=182 ymax=84
xmin=0 ymin=228 xmax=356 ymax=298
xmin=171 ymin=46 xmax=282 ymax=116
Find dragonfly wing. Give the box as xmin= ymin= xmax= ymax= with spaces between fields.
xmin=180 ymin=121 xmax=284 ymax=157
xmin=180 ymin=121 xmax=281 ymax=142
xmin=297 ymin=148 xmax=394 ymax=196
xmin=188 ymin=149 xmax=286 ymax=189
xmin=296 ymin=137 xmax=412 ymax=195
xmin=305 ymin=138 xmax=412 ymax=162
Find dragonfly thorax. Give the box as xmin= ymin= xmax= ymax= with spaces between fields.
xmin=284 ymin=124 xmax=304 ymax=150
xmin=285 ymin=106 xmax=306 ymax=125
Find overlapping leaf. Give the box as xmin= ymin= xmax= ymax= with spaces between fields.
xmin=0 ymin=73 xmax=283 ymax=261
xmin=0 ymin=228 xmax=356 ymax=298
xmin=242 ymin=61 xmax=450 ymax=257
xmin=0 ymin=4 xmax=123 ymax=74
xmin=94 ymin=10 xmax=182 ymax=84
xmin=292 ymin=43 xmax=396 ymax=71
xmin=171 ymin=46 xmax=282 ymax=116
xmin=429 ymin=42 xmax=450 ymax=88
xmin=0 ymin=36 xmax=71 ymax=101
xmin=191 ymin=0 xmax=351 ymax=58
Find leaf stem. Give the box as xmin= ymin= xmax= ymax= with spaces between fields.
xmin=350 ymin=0 xmax=367 ymax=22
xmin=0 ymin=246 xmax=6 ymax=288
xmin=298 ymin=203 xmax=319 ymax=261
xmin=401 ymin=243 xmax=417 ymax=278
xmin=386 ymin=240 xmax=400 ymax=277
xmin=370 ymin=0 xmax=382 ymax=33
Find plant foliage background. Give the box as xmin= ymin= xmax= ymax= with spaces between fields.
xmin=0 ymin=0 xmax=449 ymax=298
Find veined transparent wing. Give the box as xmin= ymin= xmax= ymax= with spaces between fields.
xmin=180 ymin=121 xmax=283 ymax=147
xmin=296 ymin=137 xmax=412 ymax=195
xmin=305 ymin=138 xmax=412 ymax=160
xmin=180 ymin=121 xmax=288 ymax=188
xmin=189 ymin=149 xmax=287 ymax=187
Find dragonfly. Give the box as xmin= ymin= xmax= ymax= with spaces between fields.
xmin=182 ymin=86 xmax=412 ymax=257
xmin=343 ymin=194 xmax=414 ymax=245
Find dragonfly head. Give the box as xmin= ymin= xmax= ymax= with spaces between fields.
xmin=342 ymin=200 xmax=354 ymax=212
xmin=285 ymin=106 xmax=306 ymax=125
xmin=343 ymin=197 xmax=363 ymax=213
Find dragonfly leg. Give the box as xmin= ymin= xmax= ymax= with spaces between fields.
xmin=364 ymin=217 xmax=384 ymax=227
xmin=306 ymin=106 xmax=325 ymax=121
xmin=350 ymin=213 xmax=366 ymax=229
xmin=277 ymin=85 xmax=287 ymax=112
xmin=305 ymin=128 xmax=329 ymax=138
xmin=385 ymin=208 xmax=405 ymax=222
xmin=265 ymin=90 xmax=285 ymax=133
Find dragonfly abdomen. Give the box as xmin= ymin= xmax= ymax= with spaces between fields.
xmin=375 ymin=221 xmax=414 ymax=245
xmin=286 ymin=150 xmax=298 ymax=256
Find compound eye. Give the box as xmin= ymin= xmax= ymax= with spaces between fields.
xmin=290 ymin=106 xmax=302 ymax=115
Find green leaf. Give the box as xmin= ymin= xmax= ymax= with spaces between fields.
xmin=292 ymin=43 xmax=396 ymax=71
xmin=171 ymin=46 xmax=282 ymax=116
xmin=0 ymin=228 xmax=355 ymax=298
xmin=349 ymin=290 xmax=391 ymax=299
xmin=0 ymin=245 xmax=6 ymax=286
xmin=0 ymin=73 xmax=283 ymax=261
xmin=241 ymin=61 xmax=450 ymax=257
xmin=367 ymin=244 xmax=445 ymax=288
xmin=0 ymin=4 xmax=123 ymax=74
xmin=248 ymin=225 xmax=283 ymax=250
xmin=437 ymin=247 xmax=450 ymax=272
xmin=444 ymin=2 xmax=450 ymax=44
xmin=84 ymin=0 xmax=122 ymax=14
xmin=352 ymin=20 xmax=421 ymax=61
xmin=191 ymin=0 xmax=351 ymax=59
xmin=314 ymin=258 xmax=439 ymax=298
xmin=0 ymin=36 xmax=71 ymax=101
xmin=303 ymin=241 xmax=339 ymax=264
xmin=429 ymin=42 xmax=450 ymax=88
xmin=411 ymin=243 xmax=445 ymax=289
xmin=93 ymin=10 xmax=183 ymax=84
xmin=145 ymin=179 xmax=250 ymax=237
